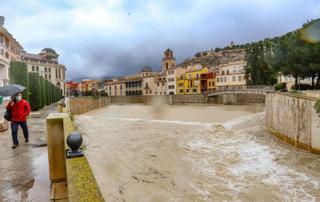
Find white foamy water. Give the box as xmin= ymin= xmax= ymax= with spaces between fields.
xmin=76 ymin=104 xmax=320 ymax=202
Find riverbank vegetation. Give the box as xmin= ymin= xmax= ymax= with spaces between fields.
xmin=244 ymin=19 xmax=320 ymax=89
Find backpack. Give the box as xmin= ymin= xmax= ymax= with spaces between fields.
xmin=4 ymin=110 xmax=12 ymax=122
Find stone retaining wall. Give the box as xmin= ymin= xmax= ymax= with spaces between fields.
xmin=69 ymin=97 xmax=111 ymax=115
xmin=69 ymin=93 xmax=264 ymax=113
xmin=110 ymin=95 xmax=207 ymax=104
xmin=266 ymin=92 xmax=320 ymax=154
xmin=208 ymin=93 xmax=265 ymax=104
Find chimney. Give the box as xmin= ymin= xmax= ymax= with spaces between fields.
xmin=0 ymin=16 xmax=4 ymax=26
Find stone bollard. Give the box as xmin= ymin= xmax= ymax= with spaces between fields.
xmin=46 ymin=113 xmax=69 ymax=200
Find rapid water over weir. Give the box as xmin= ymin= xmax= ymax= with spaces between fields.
xmin=76 ymin=104 xmax=320 ymax=202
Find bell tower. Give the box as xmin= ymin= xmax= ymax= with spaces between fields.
xmin=162 ymin=48 xmax=176 ymax=72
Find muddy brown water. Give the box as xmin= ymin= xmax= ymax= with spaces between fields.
xmin=76 ymin=104 xmax=320 ymax=202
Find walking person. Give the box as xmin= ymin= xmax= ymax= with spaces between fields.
xmin=6 ymin=92 xmax=31 ymax=149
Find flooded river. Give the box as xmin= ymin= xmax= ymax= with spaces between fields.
xmin=76 ymin=104 xmax=320 ymax=202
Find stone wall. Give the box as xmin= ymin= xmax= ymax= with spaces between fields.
xmin=169 ymin=94 xmax=207 ymax=104
xmin=110 ymin=95 xmax=207 ymax=104
xmin=266 ymin=92 xmax=320 ymax=154
xmin=69 ymin=97 xmax=111 ymax=115
xmin=208 ymin=93 xmax=265 ymax=104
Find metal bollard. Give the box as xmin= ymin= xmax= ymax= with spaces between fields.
xmin=66 ymin=131 xmax=84 ymax=159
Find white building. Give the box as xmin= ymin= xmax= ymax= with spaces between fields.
xmin=166 ymin=67 xmax=187 ymax=95
xmin=20 ymin=48 xmax=67 ymax=95
xmin=215 ymin=61 xmax=246 ymax=90
xmin=277 ymin=74 xmax=313 ymax=90
xmin=105 ymin=80 xmax=126 ymax=96
xmin=0 ymin=17 xmax=23 ymax=87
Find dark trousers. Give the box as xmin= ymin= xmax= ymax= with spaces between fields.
xmin=11 ymin=121 xmax=29 ymax=145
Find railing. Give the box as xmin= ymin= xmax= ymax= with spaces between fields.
xmin=207 ymin=85 xmax=274 ymax=96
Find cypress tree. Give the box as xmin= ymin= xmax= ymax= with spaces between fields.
xmin=9 ymin=61 xmax=30 ymax=101
xmin=28 ymin=72 xmax=42 ymax=111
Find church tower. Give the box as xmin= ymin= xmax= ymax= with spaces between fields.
xmin=162 ymin=48 xmax=176 ymax=72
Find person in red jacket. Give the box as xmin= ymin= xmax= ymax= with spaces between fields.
xmin=6 ymin=92 xmax=31 ymax=149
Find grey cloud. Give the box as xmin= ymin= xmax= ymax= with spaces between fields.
xmin=0 ymin=0 xmax=319 ymax=80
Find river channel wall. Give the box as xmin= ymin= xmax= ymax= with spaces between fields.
xmin=110 ymin=95 xmax=208 ymax=104
xmin=69 ymin=97 xmax=111 ymax=115
xmin=69 ymin=94 xmax=265 ymax=114
xmin=266 ymin=92 xmax=320 ymax=154
xmin=208 ymin=93 xmax=265 ymax=104
xmin=110 ymin=94 xmax=264 ymax=104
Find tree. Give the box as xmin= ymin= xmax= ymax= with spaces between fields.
xmin=9 ymin=61 xmax=29 ymax=101
xmin=28 ymin=72 xmax=42 ymax=111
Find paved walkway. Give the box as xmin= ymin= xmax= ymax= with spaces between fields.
xmin=0 ymin=103 xmax=56 ymax=202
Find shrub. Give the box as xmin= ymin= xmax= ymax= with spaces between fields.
xmin=314 ymin=100 xmax=320 ymax=117
xmin=291 ymin=84 xmax=313 ymax=90
xmin=9 ymin=61 xmax=29 ymax=101
xmin=274 ymin=83 xmax=286 ymax=91
xmin=100 ymin=90 xmax=108 ymax=97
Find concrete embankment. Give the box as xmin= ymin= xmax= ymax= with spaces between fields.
xmin=266 ymin=92 xmax=320 ymax=154
xmin=68 ymin=94 xmax=265 ymax=115
xmin=69 ymin=97 xmax=111 ymax=114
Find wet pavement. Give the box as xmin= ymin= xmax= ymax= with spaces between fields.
xmin=0 ymin=103 xmax=56 ymax=202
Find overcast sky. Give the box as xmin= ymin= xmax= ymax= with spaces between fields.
xmin=1 ymin=0 xmax=319 ymax=79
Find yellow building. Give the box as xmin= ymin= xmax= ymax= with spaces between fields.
xmin=176 ymin=67 xmax=208 ymax=94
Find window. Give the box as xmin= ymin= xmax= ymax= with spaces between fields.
xmin=193 ymin=89 xmax=197 ymax=92
xmin=162 ymin=82 xmax=165 ymax=86
xmin=49 ymin=75 xmax=51 ymax=79
xmin=238 ymin=76 xmax=242 ymax=81
xmin=115 ymin=85 xmax=117 ymax=90
xmin=146 ymin=82 xmax=149 ymax=88
xmin=232 ymin=76 xmax=236 ymax=81
xmin=45 ymin=67 xmax=47 ymax=72
xmin=180 ymin=90 xmax=183 ymax=93
xmin=157 ymin=83 xmax=159 ymax=87
xmin=55 ymin=69 xmax=58 ymax=78
xmin=224 ymin=77 xmax=227 ymax=82
xmin=32 ymin=66 xmax=35 ymax=71
xmin=49 ymin=68 xmax=51 ymax=73
xmin=217 ymin=78 xmax=219 ymax=82
xmin=45 ymin=74 xmax=47 ymax=79
xmin=36 ymin=66 xmax=39 ymax=71
xmin=168 ymin=78 xmax=174 ymax=82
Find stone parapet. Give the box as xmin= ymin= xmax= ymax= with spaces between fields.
xmin=69 ymin=97 xmax=111 ymax=115
xmin=266 ymin=92 xmax=320 ymax=154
